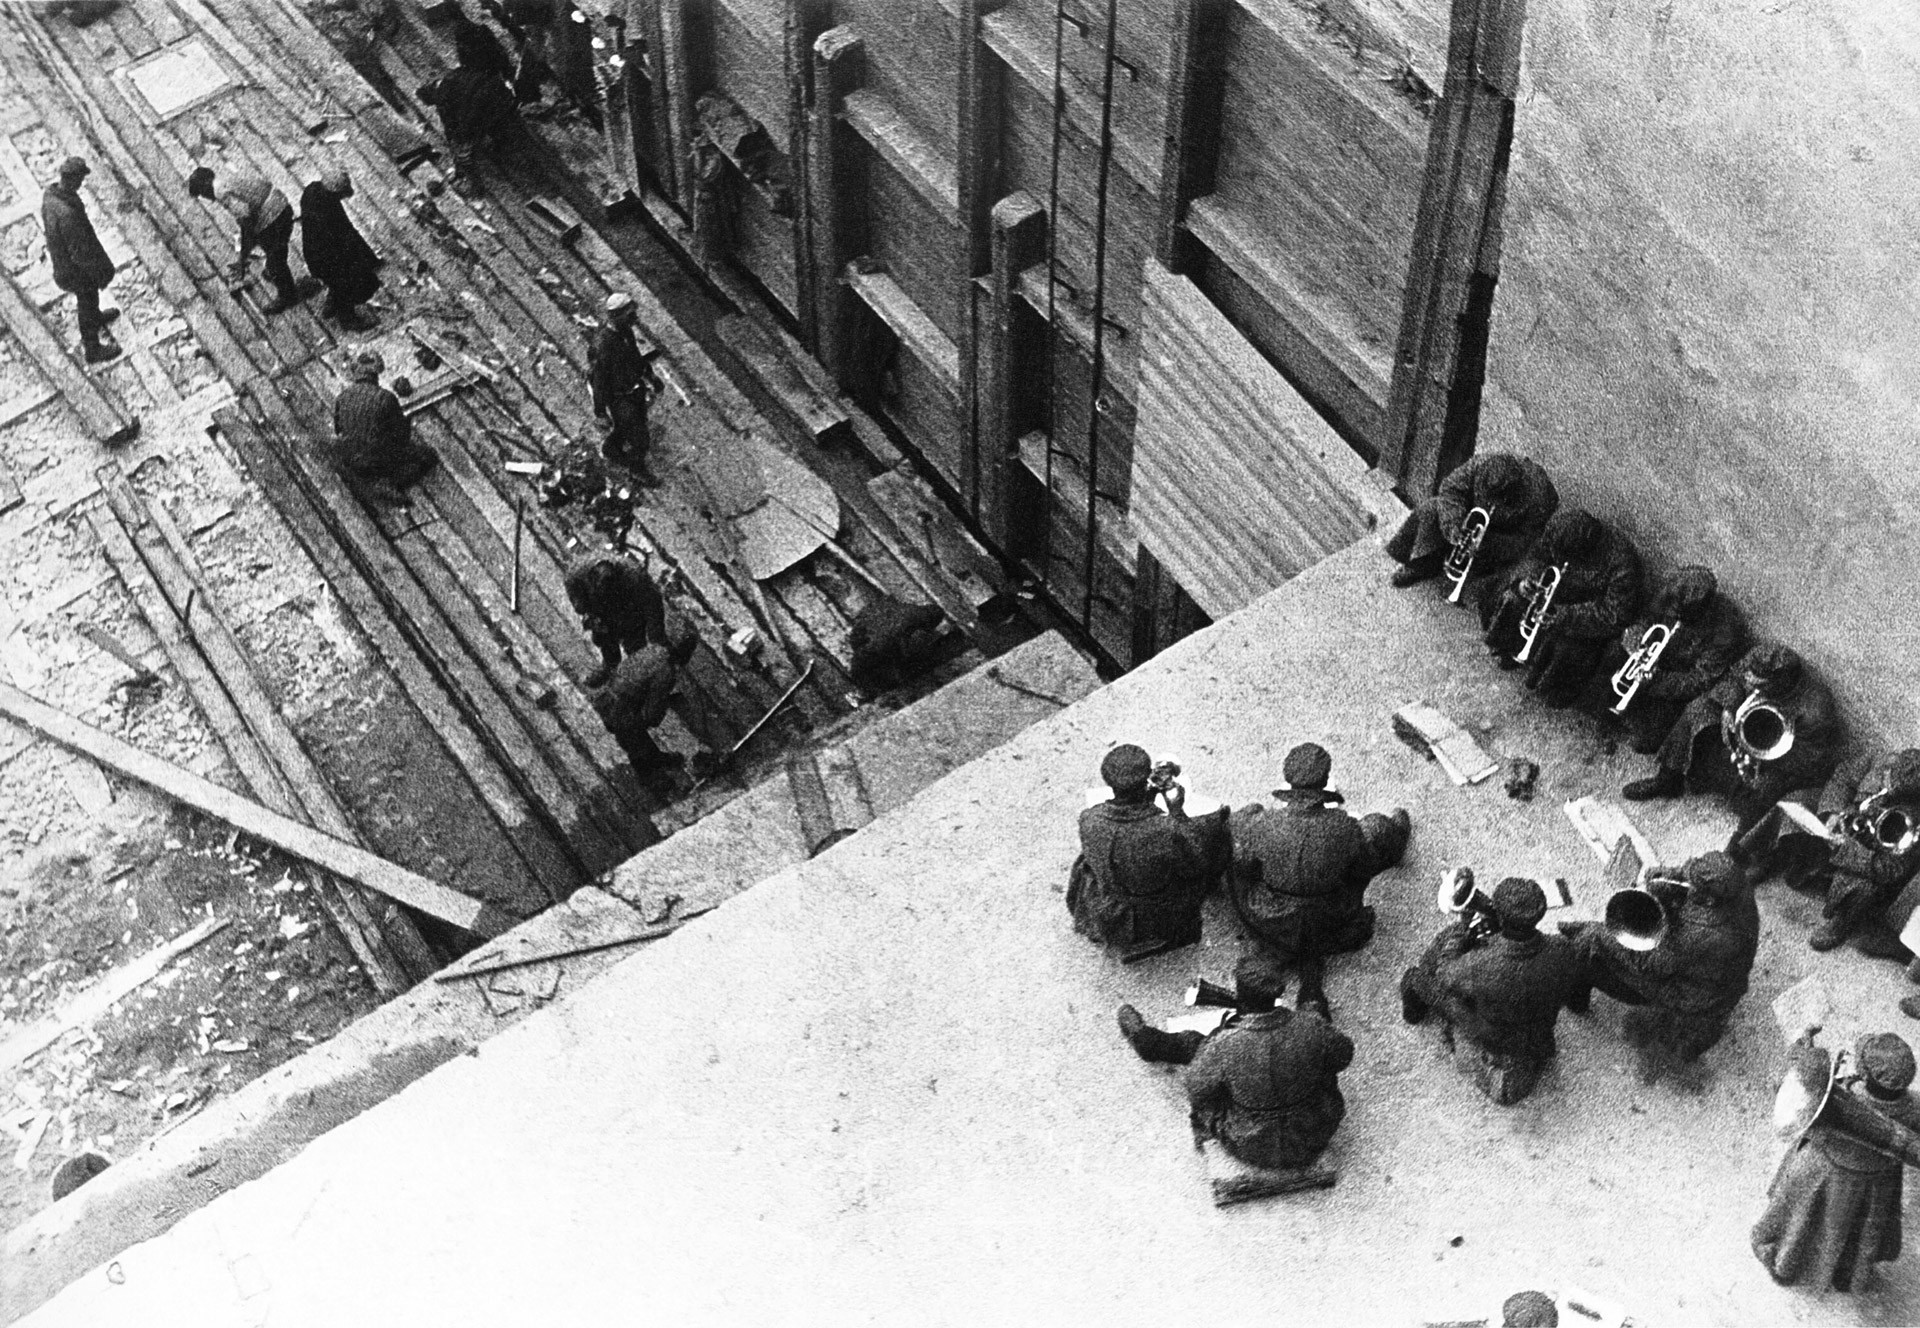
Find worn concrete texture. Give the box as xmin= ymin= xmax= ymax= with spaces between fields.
xmin=15 ymin=539 xmax=1920 ymax=1327
xmin=1482 ymin=0 xmax=1920 ymax=743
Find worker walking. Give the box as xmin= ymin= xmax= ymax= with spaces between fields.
xmin=40 ymin=156 xmax=121 ymax=364
xmin=588 ymin=292 xmax=663 ymax=486
xmin=187 ymin=166 xmax=306 ymax=314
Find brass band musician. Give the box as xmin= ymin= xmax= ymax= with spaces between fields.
xmin=1385 ymin=452 xmax=1559 ymax=592
xmin=1622 ymin=644 xmax=1842 ymax=829
xmin=1559 ymin=851 xmax=1759 ymax=1082
xmin=1588 ymin=566 xmax=1748 ymax=753
xmin=1481 ymin=509 xmax=1643 ymax=706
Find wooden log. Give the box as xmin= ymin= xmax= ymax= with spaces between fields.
xmin=1154 ymin=0 xmax=1229 ymax=273
xmin=0 ymin=680 xmax=513 ymax=937
xmin=807 ymin=27 xmax=863 ymax=379
xmin=982 ymin=193 xmax=1045 ymax=552
xmin=0 ymin=269 xmax=138 ymax=446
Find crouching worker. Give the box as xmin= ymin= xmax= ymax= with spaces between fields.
xmin=1118 ymin=954 xmax=1352 ymax=1173
xmin=564 ymin=552 xmax=668 ymax=687
xmin=332 ymin=350 xmax=436 ymax=504
xmin=1067 ymin=744 xmax=1231 ymax=959
xmin=586 ymin=626 xmax=699 ymax=790
xmin=1402 ymin=875 xmax=1583 ymax=1106
xmin=848 ymin=594 xmax=945 ymax=692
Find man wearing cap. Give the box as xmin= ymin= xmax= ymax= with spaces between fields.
xmin=1384 ymin=451 xmax=1558 ymax=593
xmin=1481 ymin=507 xmax=1643 ymax=706
xmin=563 ymin=551 xmax=668 ymax=687
xmin=1118 ymin=955 xmax=1353 ymax=1171
xmin=1622 ymin=643 xmax=1842 ymax=828
xmin=187 ymin=167 xmax=305 ymax=315
xmin=1067 ymin=744 xmax=1232 ymax=955
xmin=1559 ymin=851 xmax=1759 ymax=1079
xmin=299 ymin=169 xmax=381 ymax=331
xmin=1231 ymin=743 xmax=1410 ymax=1011
xmin=1588 ymin=565 xmax=1748 ymax=754
xmin=587 ymin=625 xmax=699 ymax=789
xmin=1752 ymin=1030 xmax=1920 ymax=1291
xmin=1401 ymin=877 xmax=1584 ymax=1106
xmin=589 ymin=292 xmax=663 ymax=484
xmin=421 ymin=17 xmax=520 ymax=185
xmin=332 ymin=349 xmax=438 ymax=502
xmin=40 ymin=156 xmax=121 ymax=364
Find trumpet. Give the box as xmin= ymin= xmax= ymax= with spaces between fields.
xmin=1609 ymin=622 xmax=1675 ymax=715
xmin=1841 ymin=793 xmax=1920 ymax=856
xmin=1722 ymin=691 xmax=1795 ymax=785
xmin=1603 ymin=872 xmax=1689 ymax=952
xmin=1443 ymin=506 xmax=1493 ymax=605
xmin=1513 ymin=564 xmax=1565 ymax=664
xmin=1437 ymin=867 xmax=1499 ymax=941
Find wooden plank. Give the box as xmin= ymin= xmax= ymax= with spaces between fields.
xmin=982 ymin=193 xmax=1044 ymax=550
xmin=808 ymin=27 xmax=864 ymax=383
xmin=868 ymin=467 xmax=999 ymax=610
xmin=840 ymin=90 xmax=959 ymax=220
xmin=845 ymin=265 xmax=961 ymax=394
xmin=0 ymin=680 xmax=512 ymax=936
xmin=1155 ymin=0 xmax=1229 ymax=272
xmin=0 ymin=269 xmax=139 ymax=445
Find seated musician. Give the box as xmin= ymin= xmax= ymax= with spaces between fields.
xmin=1559 ymin=851 xmax=1759 ymax=1083
xmin=1066 ymin=744 xmax=1232 ymax=956
xmin=1736 ymin=748 xmax=1920 ymax=958
xmin=1622 ymin=643 xmax=1843 ymax=831
xmin=1588 ymin=566 xmax=1748 ymax=753
xmin=1401 ymin=876 xmax=1583 ymax=1106
xmin=1385 ymin=452 xmax=1558 ymax=592
xmin=1480 ymin=509 xmax=1643 ymax=706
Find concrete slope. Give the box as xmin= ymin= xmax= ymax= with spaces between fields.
xmin=17 ymin=542 xmax=1919 ymax=1327
xmin=2 ymin=632 xmax=1096 ymax=1324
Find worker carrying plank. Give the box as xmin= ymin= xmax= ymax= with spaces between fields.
xmin=333 ymin=349 xmax=439 ymax=504
xmin=588 ymin=292 xmax=664 ymax=486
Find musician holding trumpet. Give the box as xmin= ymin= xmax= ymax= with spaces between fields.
xmin=1384 ymin=452 xmax=1559 ymax=593
xmin=1588 ymin=566 xmax=1748 ymax=753
xmin=1481 ymin=509 xmax=1644 ymax=706
xmin=1557 ymin=851 xmax=1759 ymax=1083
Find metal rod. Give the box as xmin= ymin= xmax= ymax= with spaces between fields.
xmin=510 ymin=497 xmax=524 ymax=612
xmin=1081 ymin=0 xmax=1122 ymax=631
xmin=1041 ymin=0 xmax=1067 ymax=601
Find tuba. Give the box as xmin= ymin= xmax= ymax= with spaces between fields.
xmin=1603 ymin=871 xmax=1688 ymax=952
xmin=1722 ymin=690 xmax=1795 ymax=785
xmin=1774 ymin=1042 xmax=1920 ymax=1167
xmin=1609 ymin=623 xmax=1675 ymax=716
xmin=1437 ymin=867 xmax=1499 ymax=941
xmin=1842 ymin=792 xmax=1920 ymax=857
xmin=1513 ymin=564 xmax=1565 ymax=664
xmin=1443 ymin=506 xmax=1493 ymax=605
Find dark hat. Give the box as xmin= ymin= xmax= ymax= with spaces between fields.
xmin=1492 ymin=876 xmax=1547 ymax=928
xmin=1233 ymin=953 xmax=1289 ymax=1012
xmin=1888 ymin=750 xmax=1920 ymax=799
xmin=57 ymin=155 xmax=90 ymax=180
xmin=1475 ymin=453 xmax=1524 ymax=500
xmin=1741 ymin=642 xmax=1803 ymax=692
xmin=186 ymin=166 xmax=216 ymax=200
xmin=1540 ymin=509 xmax=1602 ymax=560
xmin=1658 ymin=565 xmax=1717 ymax=618
xmin=1100 ymin=744 xmax=1153 ymax=792
xmin=1684 ymin=850 xmax=1744 ymax=902
xmin=1858 ymin=1033 xmax=1917 ymax=1094
xmin=1282 ymin=742 xmax=1332 ymax=789
xmin=1500 ymin=1290 xmax=1560 ymax=1328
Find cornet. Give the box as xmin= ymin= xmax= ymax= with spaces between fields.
xmin=1437 ymin=867 xmax=1499 ymax=941
xmin=1513 ymin=564 xmax=1564 ymax=664
xmin=1841 ymin=792 xmax=1920 ymax=856
xmin=1609 ymin=622 xmax=1675 ymax=715
xmin=1443 ymin=506 xmax=1492 ymax=605
xmin=1722 ymin=691 xmax=1795 ymax=785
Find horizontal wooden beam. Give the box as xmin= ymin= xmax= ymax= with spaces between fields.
xmin=840 ymin=90 xmax=960 ymax=219
xmin=0 ymin=681 xmax=511 ymax=939
xmin=844 ymin=264 xmax=962 ymax=394
xmin=0 ymin=268 xmax=139 ymax=445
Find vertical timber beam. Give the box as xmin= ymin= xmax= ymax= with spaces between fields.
xmin=1153 ymin=0 xmax=1229 ymax=274
xmin=957 ymin=0 xmax=1007 ymax=519
xmin=657 ymin=0 xmax=699 ymax=214
xmin=787 ymin=0 xmax=832 ymax=346
xmin=1381 ymin=0 xmax=1527 ymax=497
xmin=809 ymin=27 xmax=864 ymax=384
xmin=982 ymin=191 xmax=1045 ymax=551
xmin=638 ymin=0 xmax=680 ymax=201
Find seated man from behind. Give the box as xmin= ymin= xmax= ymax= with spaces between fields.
xmin=1480 ymin=508 xmax=1643 ymax=706
xmin=1401 ymin=876 xmax=1583 ymax=1106
xmin=331 ymin=349 xmax=437 ymax=504
xmin=1385 ymin=451 xmax=1558 ymax=594
xmin=1590 ymin=565 xmax=1747 ymax=754
xmin=1066 ymin=744 xmax=1231 ymax=957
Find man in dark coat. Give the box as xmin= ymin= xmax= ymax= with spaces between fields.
xmin=449 ymin=5 xmax=515 ymax=83
xmin=40 ymin=156 xmax=121 ymax=363
xmin=587 ymin=627 xmax=698 ymax=787
xmin=1752 ymin=1031 xmax=1920 ymax=1292
xmin=589 ymin=292 xmax=664 ymax=484
xmin=1231 ymin=742 xmax=1409 ymax=1013
xmin=1117 ymin=954 xmax=1354 ymax=1172
xmin=1384 ymin=451 xmax=1558 ymax=593
xmin=563 ymin=552 xmax=668 ymax=687
xmin=1067 ymin=744 xmax=1232 ymax=955
xmin=848 ymin=595 xmax=945 ymax=692
xmin=332 ymin=350 xmax=437 ymax=502
xmin=1589 ymin=565 xmax=1747 ymax=753
xmin=300 ymin=168 xmax=381 ymax=330
xmin=1623 ymin=643 xmax=1843 ymax=830
xmin=1480 ymin=508 xmax=1643 ymax=706
xmin=1401 ymin=876 xmax=1583 ymax=1106
xmin=187 ymin=167 xmax=305 ymax=314
xmin=421 ymin=24 xmax=519 ymax=184
xmin=1560 ymin=851 xmax=1760 ymax=1080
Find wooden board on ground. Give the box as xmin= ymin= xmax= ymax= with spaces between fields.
xmin=868 ymin=467 xmax=1001 ymax=610
xmin=319 ymin=320 xmax=469 ymax=416
xmin=0 ymin=269 xmax=139 ymax=445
